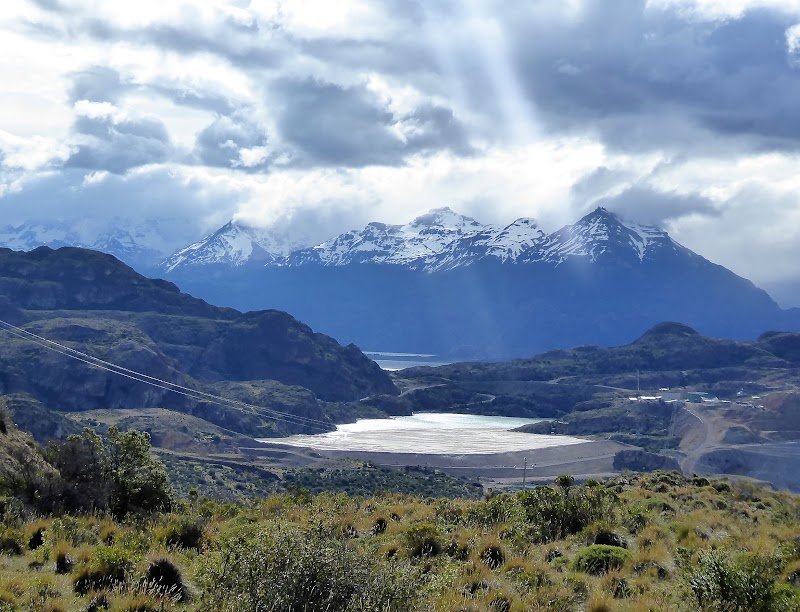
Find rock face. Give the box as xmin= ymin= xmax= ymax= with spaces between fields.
xmin=0 ymin=247 xmax=396 ymax=437
xmin=157 ymin=207 xmax=800 ymax=359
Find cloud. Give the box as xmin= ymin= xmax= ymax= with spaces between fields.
xmin=273 ymin=78 xmax=470 ymax=167
xmin=65 ymin=102 xmax=173 ymax=173
xmin=0 ymin=166 xmax=241 ymax=233
xmin=5 ymin=0 xmax=800 ymax=305
xmin=499 ymin=2 xmax=800 ymax=152
xmin=194 ymin=114 xmax=270 ymax=169
xmin=670 ymin=182 xmax=800 ymax=285
xmin=594 ymin=185 xmax=719 ymax=226
xmin=69 ymin=65 xmax=125 ymax=103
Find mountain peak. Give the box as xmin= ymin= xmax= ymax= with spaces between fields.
xmin=407 ymin=207 xmax=482 ymax=231
xmin=578 ymin=206 xmax=625 ymax=226
xmin=535 ymin=205 xmax=680 ymax=265
xmin=161 ymin=219 xmax=310 ymax=272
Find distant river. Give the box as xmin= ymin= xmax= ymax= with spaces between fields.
xmin=258 ymin=413 xmax=586 ymax=455
xmin=364 ymin=352 xmax=454 ymax=371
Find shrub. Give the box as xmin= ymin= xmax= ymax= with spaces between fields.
xmin=197 ymin=524 xmax=419 ymax=611
xmin=687 ymin=550 xmax=796 ymax=612
xmin=74 ymin=546 xmax=137 ymax=595
xmin=84 ymin=593 xmax=109 ymax=611
xmin=157 ymin=517 xmax=204 ymax=550
xmin=402 ymin=523 xmax=441 ymax=558
xmin=573 ymin=545 xmax=631 ymax=575
xmin=48 ymin=427 xmax=173 ymax=517
xmin=515 ymin=485 xmax=618 ymax=542
xmin=446 ymin=539 xmax=470 ymax=561
xmin=0 ymin=530 xmax=22 ymax=556
xmin=26 ymin=523 xmax=47 ymax=550
xmin=144 ymin=558 xmax=188 ymax=602
xmin=489 ymin=594 xmax=511 ymax=611
xmin=479 ymin=544 xmax=505 ymax=569
xmin=592 ymin=530 xmax=628 ymax=549
xmin=53 ymin=541 xmax=75 ymax=574
xmin=370 ymin=517 xmax=388 ymax=535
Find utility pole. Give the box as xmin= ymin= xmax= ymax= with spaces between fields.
xmin=522 ymin=457 xmax=527 ymax=491
xmin=637 ymin=369 xmax=640 ymax=395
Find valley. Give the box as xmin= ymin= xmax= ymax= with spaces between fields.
xmin=1 ymin=245 xmax=800 ymax=499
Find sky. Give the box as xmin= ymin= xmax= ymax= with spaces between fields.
xmin=2 ymin=0 xmax=800 ymax=304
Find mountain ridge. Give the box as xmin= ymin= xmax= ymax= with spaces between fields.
xmin=158 ymin=206 xmax=702 ymax=274
xmin=1 ymin=209 xmax=798 ymax=360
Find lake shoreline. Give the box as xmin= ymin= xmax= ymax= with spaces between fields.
xmin=257 ymin=413 xmax=586 ymax=455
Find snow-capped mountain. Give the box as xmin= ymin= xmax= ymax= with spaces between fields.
xmin=160 ymin=206 xmax=698 ymax=274
xmin=285 ymin=207 xmax=511 ymax=272
xmin=531 ymin=207 xmax=691 ymax=265
xmin=279 ymin=206 xmax=687 ymax=271
xmin=153 ymin=205 xmax=796 ymax=360
xmin=160 ymin=220 xmax=309 ymax=272
xmin=0 ymin=218 xmax=190 ymax=269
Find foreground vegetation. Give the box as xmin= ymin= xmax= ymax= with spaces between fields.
xmin=2 ymin=466 xmax=800 ymax=610
xmin=3 ymin=410 xmax=800 ymax=610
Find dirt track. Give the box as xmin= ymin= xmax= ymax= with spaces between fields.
xmin=674 ymin=401 xmax=800 ymax=491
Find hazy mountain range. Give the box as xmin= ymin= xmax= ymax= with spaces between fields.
xmin=1 ymin=207 xmax=798 ymax=359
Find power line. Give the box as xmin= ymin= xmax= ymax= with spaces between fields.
xmin=0 ymin=318 xmax=333 ymax=432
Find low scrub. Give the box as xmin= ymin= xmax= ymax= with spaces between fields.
xmin=197 ymin=524 xmax=419 ymax=611
xmin=73 ymin=546 xmax=137 ymax=595
xmin=573 ymin=545 xmax=631 ymax=575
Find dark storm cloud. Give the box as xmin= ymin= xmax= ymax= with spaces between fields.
xmin=273 ymin=78 xmax=470 ymax=167
xmin=595 ymin=185 xmax=719 ymax=227
xmin=66 ymin=112 xmax=172 ymax=174
xmin=570 ymin=166 xmax=638 ymax=203
xmin=497 ymin=1 xmax=800 ymax=151
xmin=194 ymin=115 xmax=269 ymax=169
xmin=274 ymin=78 xmax=399 ymax=166
xmin=402 ymin=104 xmax=472 ymax=154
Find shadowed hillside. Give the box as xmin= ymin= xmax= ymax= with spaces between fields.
xmin=0 ymin=247 xmax=396 ymax=439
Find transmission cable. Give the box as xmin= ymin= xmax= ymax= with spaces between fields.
xmin=0 ymin=318 xmax=333 ymax=432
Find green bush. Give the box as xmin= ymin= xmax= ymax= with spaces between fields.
xmin=515 ymin=485 xmax=618 ymax=543
xmin=402 ymin=523 xmax=441 ymax=558
xmin=48 ymin=427 xmax=173 ymax=517
xmin=687 ymin=550 xmax=799 ymax=612
xmin=573 ymin=545 xmax=630 ymax=575
xmin=157 ymin=517 xmax=204 ymax=550
xmin=74 ymin=546 xmax=138 ymax=595
xmin=197 ymin=524 xmax=419 ymax=611
xmin=0 ymin=529 xmax=22 ymax=555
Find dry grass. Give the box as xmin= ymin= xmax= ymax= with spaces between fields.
xmin=0 ymin=473 xmax=795 ymax=610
